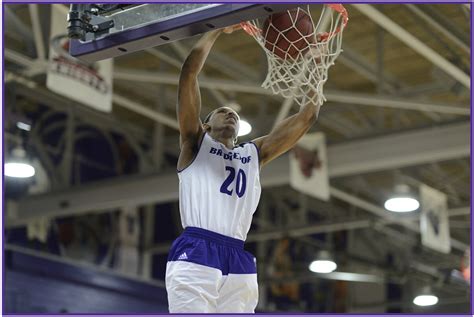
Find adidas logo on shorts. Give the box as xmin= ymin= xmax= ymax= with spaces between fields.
xmin=178 ymin=252 xmax=188 ymax=260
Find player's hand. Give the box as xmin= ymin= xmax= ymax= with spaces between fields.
xmin=223 ymin=24 xmax=242 ymax=34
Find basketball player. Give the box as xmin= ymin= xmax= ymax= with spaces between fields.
xmin=165 ymin=27 xmax=320 ymax=313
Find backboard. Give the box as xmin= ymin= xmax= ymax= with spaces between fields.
xmin=68 ymin=4 xmax=298 ymax=63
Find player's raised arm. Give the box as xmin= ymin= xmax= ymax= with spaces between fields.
xmin=177 ymin=29 xmax=223 ymax=147
xmin=252 ymin=97 xmax=321 ymax=167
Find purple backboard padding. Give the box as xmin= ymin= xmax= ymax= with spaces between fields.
xmin=70 ymin=4 xmax=297 ymax=62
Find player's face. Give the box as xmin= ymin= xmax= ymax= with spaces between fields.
xmin=208 ymin=107 xmax=240 ymax=137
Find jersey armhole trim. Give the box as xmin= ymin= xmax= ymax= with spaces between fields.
xmin=177 ymin=132 xmax=207 ymax=173
xmin=249 ymin=141 xmax=261 ymax=168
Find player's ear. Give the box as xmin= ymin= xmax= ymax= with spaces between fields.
xmin=203 ymin=123 xmax=211 ymax=132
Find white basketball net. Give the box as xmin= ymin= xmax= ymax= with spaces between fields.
xmin=241 ymin=4 xmax=348 ymax=107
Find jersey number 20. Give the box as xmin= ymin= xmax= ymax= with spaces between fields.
xmin=220 ymin=166 xmax=247 ymax=198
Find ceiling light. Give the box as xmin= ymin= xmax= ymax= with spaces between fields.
xmin=413 ymin=295 xmax=438 ymax=306
xmin=309 ymin=251 xmax=337 ymax=273
xmin=238 ymin=119 xmax=252 ymax=137
xmin=5 ymin=162 xmax=35 ymax=178
xmin=309 ymin=260 xmax=337 ymax=273
xmin=4 ymin=147 xmax=35 ymax=178
xmin=413 ymin=286 xmax=438 ymax=306
xmin=16 ymin=121 xmax=31 ymax=131
xmin=384 ymin=197 xmax=420 ymax=212
xmin=384 ymin=184 xmax=419 ymax=212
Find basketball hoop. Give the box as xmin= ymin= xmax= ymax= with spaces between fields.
xmin=241 ymin=4 xmax=348 ymax=107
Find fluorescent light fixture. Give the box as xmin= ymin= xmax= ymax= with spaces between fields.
xmin=5 ymin=162 xmax=35 ymax=178
xmin=413 ymin=294 xmax=438 ymax=306
xmin=309 ymin=260 xmax=337 ymax=273
xmin=384 ymin=197 xmax=420 ymax=212
xmin=16 ymin=121 xmax=31 ymax=131
xmin=238 ymin=120 xmax=252 ymax=137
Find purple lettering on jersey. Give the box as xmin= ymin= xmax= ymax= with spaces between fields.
xmin=209 ymin=147 xmax=252 ymax=164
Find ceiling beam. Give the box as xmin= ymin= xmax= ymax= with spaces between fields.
xmin=327 ymin=121 xmax=470 ymax=177
xmin=145 ymin=48 xmax=182 ymax=69
xmin=325 ymin=90 xmax=469 ymax=116
xmin=421 ymin=4 xmax=470 ymax=47
xmin=352 ymin=4 xmax=470 ymax=88
xmin=4 ymin=50 xmax=181 ymax=132
xmin=5 ymin=48 xmax=37 ymax=69
xmin=405 ymin=4 xmax=470 ymax=53
xmin=113 ymin=68 xmax=271 ymax=95
xmin=5 ymin=6 xmax=35 ymax=44
xmin=263 ymin=271 xmax=387 ymax=285
xmin=206 ymin=47 xmax=261 ymax=82
xmin=8 ymin=121 xmax=469 ymax=226
xmin=6 ymin=48 xmax=469 ymax=116
xmin=145 ymin=205 xmax=469 ymax=256
xmin=338 ymin=46 xmax=402 ymax=93
xmin=113 ymin=68 xmax=470 ymax=116
xmin=174 ymin=39 xmax=262 ymax=82
xmin=28 ymin=4 xmax=46 ymax=60
xmin=10 ymin=83 xmax=149 ymax=141
xmin=112 ymin=94 xmax=179 ymax=130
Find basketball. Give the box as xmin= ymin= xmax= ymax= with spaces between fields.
xmin=262 ymin=9 xmax=315 ymax=60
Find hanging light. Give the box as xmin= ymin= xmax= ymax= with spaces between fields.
xmin=413 ymin=286 xmax=438 ymax=306
xmin=238 ymin=119 xmax=252 ymax=137
xmin=413 ymin=295 xmax=438 ymax=306
xmin=4 ymin=146 xmax=35 ymax=178
xmin=16 ymin=121 xmax=31 ymax=131
xmin=384 ymin=184 xmax=419 ymax=212
xmin=309 ymin=250 xmax=337 ymax=273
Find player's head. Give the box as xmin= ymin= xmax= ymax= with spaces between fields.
xmin=203 ymin=107 xmax=240 ymax=141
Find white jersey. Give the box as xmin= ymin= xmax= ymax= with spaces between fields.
xmin=178 ymin=133 xmax=261 ymax=241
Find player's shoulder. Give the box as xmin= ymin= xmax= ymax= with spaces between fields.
xmin=235 ymin=141 xmax=253 ymax=148
xmin=235 ymin=141 xmax=259 ymax=154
